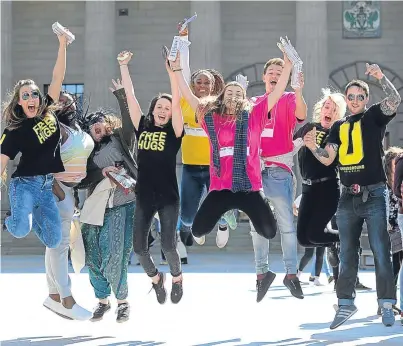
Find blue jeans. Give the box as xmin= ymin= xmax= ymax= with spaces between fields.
xmin=6 ymin=174 xmax=62 ymax=248
xmin=177 ymin=164 xmax=226 ymax=232
xmin=251 ymin=166 xmax=298 ymax=274
xmin=398 ymin=214 xmax=403 ymax=310
xmin=336 ymin=184 xmax=396 ymax=307
xmin=311 ymin=251 xmax=331 ymax=277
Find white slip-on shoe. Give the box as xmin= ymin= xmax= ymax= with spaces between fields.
xmin=192 ymin=233 xmax=206 ymax=245
xmin=58 ymin=303 xmax=93 ymax=321
xmin=216 ymin=226 xmax=229 ymax=248
xmin=43 ymin=297 xmax=72 ymax=320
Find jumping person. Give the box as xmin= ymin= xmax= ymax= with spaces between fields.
xmin=0 ymin=31 xmax=70 ymax=249
xmin=249 ymin=56 xmax=307 ymax=302
xmin=78 ymin=78 xmax=137 ymax=323
xmin=119 ymin=51 xmax=185 ymax=305
xmin=43 ymin=91 xmax=94 ymax=321
xmin=304 ymin=63 xmax=401 ymax=329
xmin=175 ymin=22 xmax=234 ymax=250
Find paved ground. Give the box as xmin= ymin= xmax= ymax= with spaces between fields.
xmin=1 ymin=253 xmax=403 ymax=346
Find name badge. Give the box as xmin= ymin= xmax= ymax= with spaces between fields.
xmin=184 ymin=125 xmax=208 ymax=137
xmin=219 ymin=147 xmax=250 ymax=157
xmin=261 ymin=128 xmax=274 ymax=138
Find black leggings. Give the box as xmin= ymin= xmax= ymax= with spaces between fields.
xmin=298 ymin=247 xmax=325 ymax=276
xmin=133 ymin=194 xmax=181 ymax=277
xmin=297 ymin=179 xmax=340 ymax=247
xmin=193 ymin=190 xmax=277 ymax=239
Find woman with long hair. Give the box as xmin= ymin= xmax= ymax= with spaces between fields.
xmin=78 ymin=77 xmax=137 ymax=323
xmin=119 ymin=51 xmax=185 ymax=304
xmin=293 ymin=89 xmax=346 ymax=263
xmin=43 ymin=91 xmax=94 ymax=320
xmin=0 ymin=32 xmax=70 ymax=248
xmin=175 ymin=23 xmax=235 ymax=252
xmin=171 ymin=48 xmax=292 ymax=256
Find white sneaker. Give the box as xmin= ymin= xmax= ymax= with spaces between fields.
xmin=43 ymin=296 xmax=64 ymax=316
xmin=313 ymin=277 xmax=323 ymax=286
xmin=192 ymin=233 xmax=206 ymax=245
xmin=216 ymin=226 xmax=229 ymax=248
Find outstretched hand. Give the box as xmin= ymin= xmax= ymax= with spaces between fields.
xmin=292 ymin=72 xmax=304 ymax=91
xmin=57 ymin=31 xmax=69 ymax=46
xmin=109 ymin=79 xmax=124 ymax=93
xmin=170 ymin=51 xmax=181 ymax=70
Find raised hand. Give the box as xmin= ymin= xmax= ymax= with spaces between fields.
xmin=109 ymin=78 xmax=124 ymax=93
xmin=365 ymin=63 xmax=384 ymax=80
xmin=57 ymin=31 xmax=69 ymax=46
xmin=178 ymin=20 xmax=188 ymax=36
xmin=170 ymin=51 xmax=181 ymax=70
xmin=117 ymin=51 xmax=133 ymax=66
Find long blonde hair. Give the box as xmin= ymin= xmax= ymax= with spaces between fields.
xmin=196 ymin=81 xmax=251 ymax=122
xmin=312 ymin=88 xmax=347 ymax=123
xmin=2 ymin=79 xmax=58 ymax=130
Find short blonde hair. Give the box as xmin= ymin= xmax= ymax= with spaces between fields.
xmin=312 ymin=88 xmax=347 ymax=123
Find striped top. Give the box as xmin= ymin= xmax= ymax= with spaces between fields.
xmin=54 ymin=125 xmax=94 ymax=183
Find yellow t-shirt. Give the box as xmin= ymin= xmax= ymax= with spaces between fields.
xmin=180 ymin=97 xmax=210 ymax=165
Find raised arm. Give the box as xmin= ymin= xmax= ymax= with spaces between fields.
xmin=365 ymin=63 xmax=402 ymax=116
xmin=47 ymin=33 xmax=69 ymax=101
xmin=292 ymin=73 xmax=308 ymax=121
xmin=109 ymin=79 xmax=134 ymax=148
xmin=303 ymin=127 xmax=338 ymax=166
xmin=171 ymin=52 xmax=200 ymax=111
xmin=267 ymin=54 xmax=292 ymax=112
xmin=117 ymin=51 xmax=143 ymax=130
xmin=166 ymin=62 xmax=183 ymax=137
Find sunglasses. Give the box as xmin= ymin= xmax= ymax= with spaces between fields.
xmin=347 ymin=94 xmax=365 ymax=102
xmin=21 ymin=91 xmax=40 ymax=101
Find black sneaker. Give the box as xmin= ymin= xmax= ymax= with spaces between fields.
xmin=180 ymin=230 xmax=193 ymax=247
xmin=151 ymin=272 xmax=167 ymax=304
xmin=327 ymin=244 xmax=340 ymax=268
xmin=355 ymin=281 xmax=371 ymax=290
xmin=283 ymin=275 xmax=304 ymax=299
xmin=309 ymin=276 xmax=315 ymax=282
xmin=116 ymin=303 xmax=130 ymax=323
xmin=171 ymin=280 xmax=183 ymax=304
xmin=330 ymin=304 xmax=358 ymax=329
xmin=91 ymin=302 xmax=111 ymax=322
xmin=181 ymin=257 xmax=188 ymax=264
xmin=256 ymin=270 xmax=276 ymax=303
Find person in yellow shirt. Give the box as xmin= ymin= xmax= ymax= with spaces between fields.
xmin=174 ymin=21 xmax=236 ymax=253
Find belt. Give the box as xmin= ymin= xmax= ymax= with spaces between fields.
xmin=302 ymin=177 xmax=335 ymax=186
xmin=342 ymin=182 xmax=385 ymax=202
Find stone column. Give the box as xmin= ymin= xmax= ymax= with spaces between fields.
xmin=1 ymin=0 xmax=13 ymax=214
xmin=294 ymin=1 xmax=328 ymax=198
xmin=84 ymin=0 xmax=116 ymax=110
xmin=189 ymin=1 xmax=222 ymax=72
xmin=296 ymin=1 xmax=328 ymax=116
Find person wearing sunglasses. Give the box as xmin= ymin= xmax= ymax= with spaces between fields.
xmin=304 ymin=63 xmax=402 ymax=329
xmin=0 ymin=31 xmax=70 ymax=249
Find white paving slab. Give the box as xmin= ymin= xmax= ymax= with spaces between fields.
xmin=1 ymin=253 xmax=403 ymax=346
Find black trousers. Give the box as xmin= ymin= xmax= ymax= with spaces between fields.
xmin=192 ymin=190 xmax=277 ymax=240
xmin=297 ymin=179 xmax=340 ymax=247
xmin=133 ymin=193 xmax=181 ymax=278
xmin=298 ymin=246 xmax=326 ymax=276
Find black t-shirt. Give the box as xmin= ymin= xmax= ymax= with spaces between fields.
xmin=0 ymin=95 xmax=64 ymax=178
xmin=134 ymin=117 xmax=183 ymax=202
xmin=294 ymin=122 xmax=338 ymax=181
xmin=327 ymin=103 xmax=395 ymax=186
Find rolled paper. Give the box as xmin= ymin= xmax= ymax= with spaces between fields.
xmin=291 ymin=64 xmax=303 ymax=89
xmin=180 ymin=12 xmax=197 ymax=32
xmin=52 ymin=22 xmax=75 ymax=44
xmin=168 ymin=36 xmax=181 ymax=61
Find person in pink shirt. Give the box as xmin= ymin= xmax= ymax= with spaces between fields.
xmin=171 ymin=51 xmax=292 ymax=252
xmin=250 ymin=58 xmax=308 ymax=303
